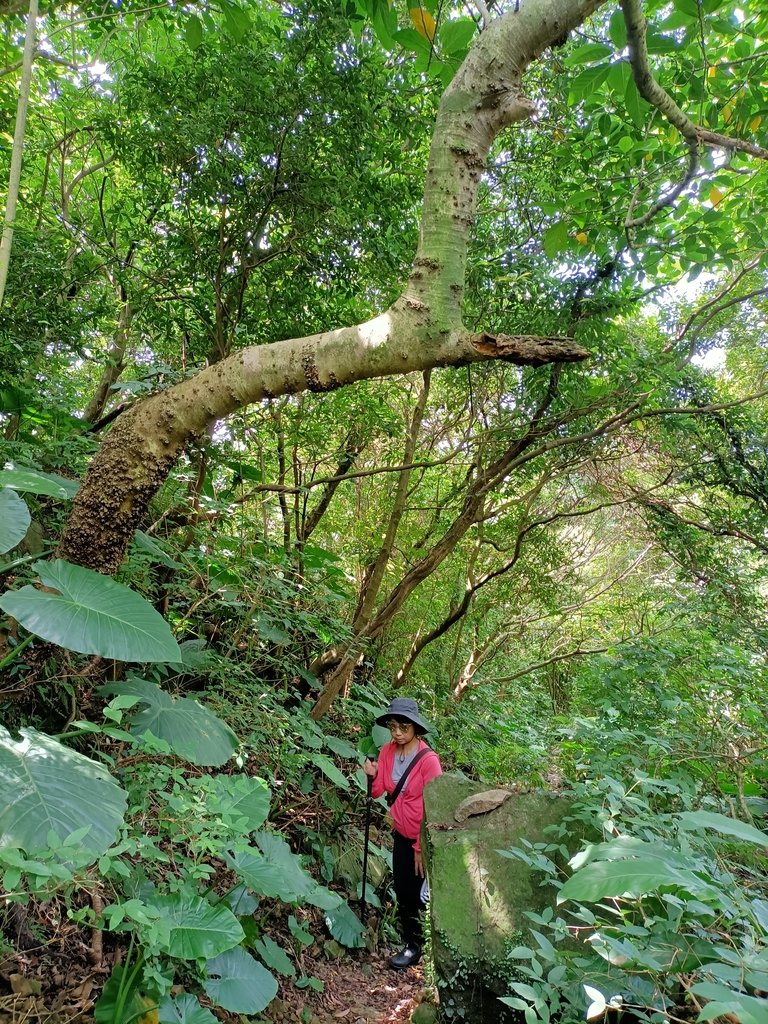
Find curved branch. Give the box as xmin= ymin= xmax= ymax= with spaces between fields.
xmin=696 ymin=127 xmax=768 ymax=162
xmin=298 ymin=437 xmax=364 ymax=545
xmin=60 ymin=0 xmax=601 ymax=579
xmin=492 ymin=642 xmax=623 ymax=686
xmin=620 ymin=0 xmax=699 ymax=230
xmin=621 ymin=0 xmax=768 ymax=233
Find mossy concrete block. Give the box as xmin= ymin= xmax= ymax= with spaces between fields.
xmin=411 ymin=1001 xmax=440 ymax=1024
xmin=423 ymin=775 xmax=573 ymax=1023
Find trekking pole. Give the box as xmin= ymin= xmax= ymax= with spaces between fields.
xmin=360 ymin=757 xmax=375 ymax=920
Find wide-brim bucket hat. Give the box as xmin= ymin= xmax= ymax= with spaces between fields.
xmin=374 ymin=697 xmax=431 ymax=734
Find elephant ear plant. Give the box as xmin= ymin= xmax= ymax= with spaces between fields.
xmin=0 ymin=552 xmax=365 ymax=1023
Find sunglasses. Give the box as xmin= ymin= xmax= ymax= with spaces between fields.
xmin=386 ymin=720 xmax=414 ymax=733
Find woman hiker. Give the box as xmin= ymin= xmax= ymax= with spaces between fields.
xmin=363 ymin=697 xmax=442 ymax=970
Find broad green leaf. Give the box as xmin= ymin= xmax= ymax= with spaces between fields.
xmin=323 ymin=735 xmax=359 ymax=759
xmin=569 ymin=63 xmax=611 ymax=103
xmin=499 ymin=997 xmax=530 ymax=1012
xmin=0 ymin=466 xmax=79 ymax=499
xmin=324 ymin=900 xmax=365 ymax=948
xmin=223 ymin=883 xmax=259 ymax=917
xmin=0 ymin=726 xmax=127 ymax=857
xmin=371 ymin=724 xmax=390 ymax=749
xmin=132 ymin=530 xmax=183 ymax=570
xmin=202 ymin=774 xmax=271 ymax=831
xmin=225 ymin=847 xmax=295 ymax=899
xmin=221 ymin=4 xmax=250 ymax=41
xmin=158 ymin=994 xmax=218 ymax=1024
xmin=0 ymin=560 xmax=180 ymax=663
xmin=691 ymin=983 xmax=768 ymax=1024
xmin=583 ymin=983 xmax=607 ymax=1022
xmin=288 ymin=915 xmax=314 ymax=946
xmin=371 ymin=3 xmax=398 ymax=48
xmin=543 ymin=220 xmax=569 ymax=259
xmin=751 ymin=898 xmax=768 ymax=931
xmin=625 ymin=75 xmax=647 ymax=129
xmin=295 ymin=975 xmax=324 ymax=991
xmin=570 ymin=837 xmax=689 ymax=870
xmin=558 ymin=857 xmax=715 ymax=903
xmin=253 ymin=934 xmax=296 ymax=977
xmin=304 ymin=885 xmax=343 ymax=911
xmin=0 ymin=488 xmax=30 ymax=554
xmin=564 ymin=43 xmax=613 ymax=67
xmin=308 ymin=752 xmax=350 ymax=789
xmin=100 ymin=679 xmax=238 ymax=766
xmin=439 ymin=18 xmax=476 ymax=56
xmin=608 ymin=9 xmax=627 ymax=48
xmin=677 ymin=810 xmax=768 ymax=847
xmin=204 ymin=947 xmax=278 ymax=1013
xmin=253 ymin=832 xmax=317 ymax=899
xmin=152 ymin=891 xmax=243 ymax=959
xmin=185 ymin=14 xmax=203 ymax=48
xmin=392 ymin=27 xmax=431 ymax=56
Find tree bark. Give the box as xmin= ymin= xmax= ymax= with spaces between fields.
xmin=57 ymin=0 xmax=601 ymax=574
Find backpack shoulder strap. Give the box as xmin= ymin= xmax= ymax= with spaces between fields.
xmin=386 ymin=746 xmax=431 ymax=807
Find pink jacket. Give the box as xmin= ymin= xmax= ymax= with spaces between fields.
xmin=371 ymin=740 xmax=442 ymax=853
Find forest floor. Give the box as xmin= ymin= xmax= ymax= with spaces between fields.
xmin=274 ymin=951 xmax=429 ymax=1024
xmin=0 ymin=939 xmax=430 ymax=1024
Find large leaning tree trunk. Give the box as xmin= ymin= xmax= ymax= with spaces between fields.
xmin=58 ymin=0 xmax=600 ymax=575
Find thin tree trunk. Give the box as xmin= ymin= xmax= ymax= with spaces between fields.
xmin=82 ymin=297 xmax=134 ymax=424
xmin=307 ymin=373 xmax=432 ymax=691
xmin=297 ymin=434 xmax=363 ymax=545
xmin=0 ymin=0 xmax=38 ymax=306
xmin=354 ymin=372 xmax=432 ymax=630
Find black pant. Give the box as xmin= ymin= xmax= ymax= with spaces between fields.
xmin=392 ymin=831 xmax=426 ymax=949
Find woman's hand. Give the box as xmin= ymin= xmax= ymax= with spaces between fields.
xmin=414 ymin=850 xmax=424 ymax=877
xmin=363 ymin=757 xmax=378 ymax=778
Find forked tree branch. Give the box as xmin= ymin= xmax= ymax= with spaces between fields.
xmin=620 ymin=0 xmax=768 ymax=233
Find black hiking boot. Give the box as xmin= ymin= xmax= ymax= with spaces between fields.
xmin=388 ymin=945 xmax=421 ymax=970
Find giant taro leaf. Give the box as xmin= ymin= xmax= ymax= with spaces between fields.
xmin=0 ymin=726 xmax=127 ymax=856
xmin=254 ymin=832 xmax=317 ymax=898
xmin=100 ymin=678 xmax=238 ymax=766
xmin=323 ymin=900 xmax=365 ymax=948
xmin=0 ymin=488 xmax=30 ymax=554
xmin=308 ymin=752 xmax=349 ymax=790
xmin=94 ymin=964 xmax=145 ymax=1024
xmin=0 ymin=560 xmax=180 ymax=663
xmin=151 ymin=891 xmax=243 ymax=959
xmin=158 ymin=994 xmax=218 ymax=1024
xmin=225 ymin=847 xmax=295 ymax=899
xmin=253 ymin=935 xmax=296 ymax=977
xmin=204 ymin=947 xmax=277 ymax=1014
xmin=200 ymin=774 xmax=271 ymax=831
xmin=226 ymin=833 xmax=317 ymax=903
xmin=0 ymin=466 xmax=80 ymax=499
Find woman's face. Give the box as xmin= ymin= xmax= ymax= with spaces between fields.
xmin=386 ymin=718 xmax=415 ymax=746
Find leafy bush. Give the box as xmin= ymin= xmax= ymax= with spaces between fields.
xmin=497 ymin=715 xmax=768 ymax=1024
xmin=0 ymin=559 xmax=368 ymax=1022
